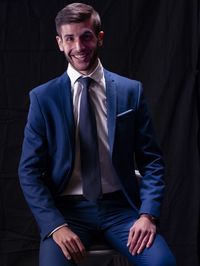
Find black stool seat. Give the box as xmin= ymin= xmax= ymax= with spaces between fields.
xmin=87 ymin=236 xmax=118 ymax=256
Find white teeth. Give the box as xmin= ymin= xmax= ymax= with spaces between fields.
xmin=74 ymin=54 xmax=86 ymax=59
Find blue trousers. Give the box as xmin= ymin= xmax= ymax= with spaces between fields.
xmin=39 ymin=191 xmax=176 ymax=266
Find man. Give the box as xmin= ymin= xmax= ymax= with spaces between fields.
xmin=18 ymin=3 xmax=176 ymax=266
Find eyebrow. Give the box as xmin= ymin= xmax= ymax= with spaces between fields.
xmin=63 ymin=30 xmax=94 ymax=38
xmin=63 ymin=34 xmax=74 ymax=38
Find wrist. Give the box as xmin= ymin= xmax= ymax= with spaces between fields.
xmin=140 ymin=213 xmax=157 ymax=224
xmin=48 ymin=223 xmax=68 ymax=237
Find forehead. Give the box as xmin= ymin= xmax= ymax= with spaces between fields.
xmin=59 ymin=19 xmax=95 ymax=36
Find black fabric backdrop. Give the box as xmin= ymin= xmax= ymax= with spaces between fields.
xmin=0 ymin=0 xmax=199 ymax=265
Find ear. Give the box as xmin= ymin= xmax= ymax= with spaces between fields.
xmin=97 ymin=31 xmax=104 ymax=47
xmin=56 ymin=36 xmax=64 ymax=52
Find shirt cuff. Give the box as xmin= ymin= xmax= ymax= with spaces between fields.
xmin=48 ymin=223 xmax=68 ymax=237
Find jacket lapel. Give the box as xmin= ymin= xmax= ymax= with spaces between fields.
xmin=58 ymin=70 xmax=117 ymax=157
xmin=104 ymin=70 xmax=117 ymax=155
xmin=58 ymin=72 xmax=75 ymax=151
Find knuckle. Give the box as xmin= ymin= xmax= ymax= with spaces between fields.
xmin=64 ymin=237 xmax=71 ymax=244
xmin=69 ymin=236 xmax=74 ymax=241
xmin=143 ymin=228 xmax=148 ymax=234
xmin=134 ymin=227 xmax=141 ymax=232
xmin=73 ymin=235 xmax=79 ymax=241
xmin=63 ymin=240 xmax=69 ymax=247
xmin=71 ymin=249 xmax=76 ymax=254
xmin=79 ymin=246 xmax=85 ymax=252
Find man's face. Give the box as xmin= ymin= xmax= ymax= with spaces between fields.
xmin=56 ymin=19 xmax=104 ymax=75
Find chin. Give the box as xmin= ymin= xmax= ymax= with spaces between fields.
xmin=75 ymin=65 xmax=90 ymax=73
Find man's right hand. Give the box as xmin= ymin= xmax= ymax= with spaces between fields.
xmin=52 ymin=226 xmax=86 ymax=264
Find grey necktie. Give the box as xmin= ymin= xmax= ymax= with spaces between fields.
xmin=79 ymin=77 xmax=102 ymax=201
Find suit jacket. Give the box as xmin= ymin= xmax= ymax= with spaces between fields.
xmin=18 ymin=69 xmax=165 ymax=240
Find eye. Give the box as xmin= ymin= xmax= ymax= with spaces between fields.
xmin=65 ymin=35 xmax=74 ymax=42
xmin=81 ymin=32 xmax=94 ymax=42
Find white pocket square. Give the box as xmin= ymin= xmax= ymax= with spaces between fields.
xmin=117 ymin=109 xmax=134 ymax=117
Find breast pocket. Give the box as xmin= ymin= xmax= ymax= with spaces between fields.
xmin=115 ymin=109 xmax=136 ymax=156
xmin=117 ymin=109 xmax=135 ymax=120
xmin=116 ymin=109 xmax=135 ymax=134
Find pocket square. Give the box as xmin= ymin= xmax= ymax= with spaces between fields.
xmin=117 ymin=109 xmax=134 ymax=117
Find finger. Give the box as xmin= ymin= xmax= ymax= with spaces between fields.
xmin=59 ymin=242 xmax=72 ymax=260
xmin=146 ymin=231 xmax=156 ymax=248
xmin=64 ymin=239 xmax=82 ymax=264
xmin=67 ymin=244 xmax=80 ymax=263
xmin=67 ymin=236 xmax=86 ymax=263
xmin=127 ymin=227 xmax=135 ymax=247
xmin=128 ymin=230 xmax=141 ymax=254
xmin=53 ymin=236 xmax=74 ymax=260
xmin=70 ymin=251 xmax=81 ymax=264
xmin=71 ymin=236 xmax=86 ymax=257
xmin=74 ymin=237 xmax=86 ymax=256
xmin=71 ymin=240 xmax=86 ymax=263
xmin=136 ymin=233 xmax=150 ymax=254
xmin=130 ymin=231 xmax=145 ymax=255
xmin=52 ymin=227 xmax=85 ymax=263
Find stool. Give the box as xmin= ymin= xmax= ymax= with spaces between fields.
xmin=81 ymin=171 xmax=141 ymax=265
xmin=78 ymin=237 xmax=116 ymax=265
xmin=81 ymin=236 xmax=131 ymax=266
xmin=87 ymin=237 xmax=118 ymax=256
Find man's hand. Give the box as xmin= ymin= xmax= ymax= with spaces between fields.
xmin=127 ymin=215 xmax=156 ymax=256
xmin=52 ymin=226 xmax=86 ymax=264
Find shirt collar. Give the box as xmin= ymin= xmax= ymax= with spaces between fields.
xmin=67 ymin=59 xmax=104 ymax=86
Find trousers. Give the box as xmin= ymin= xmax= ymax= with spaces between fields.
xmin=39 ymin=191 xmax=176 ymax=266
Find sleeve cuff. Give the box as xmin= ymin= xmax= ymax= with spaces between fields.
xmin=47 ymin=223 xmax=68 ymax=237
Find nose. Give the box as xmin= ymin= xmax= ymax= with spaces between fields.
xmin=75 ymin=38 xmax=84 ymax=52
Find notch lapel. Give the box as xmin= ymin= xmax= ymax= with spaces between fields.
xmin=104 ymin=70 xmax=117 ymax=155
xmin=59 ymin=72 xmax=75 ymax=151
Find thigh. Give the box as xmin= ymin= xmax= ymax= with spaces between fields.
xmin=104 ymin=214 xmax=176 ymax=266
xmin=99 ymin=195 xmax=176 ymax=266
xmin=39 ymin=237 xmax=76 ymax=266
xmin=40 ymin=199 xmax=97 ymax=266
xmin=39 ymin=224 xmax=93 ymax=266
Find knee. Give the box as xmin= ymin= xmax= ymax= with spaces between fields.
xmin=39 ymin=238 xmax=75 ymax=266
xmin=151 ymin=246 xmax=176 ymax=266
xmin=154 ymin=252 xmax=176 ymax=266
xmin=147 ymin=235 xmax=176 ymax=266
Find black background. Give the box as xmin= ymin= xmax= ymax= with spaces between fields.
xmin=0 ymin=0 xmax=200 ymax=265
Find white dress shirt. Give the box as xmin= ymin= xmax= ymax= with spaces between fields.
xmin=62 ymin=60 xmax=121 ymax=195
xmin=49 ymin=61 xmax=121 ymax=236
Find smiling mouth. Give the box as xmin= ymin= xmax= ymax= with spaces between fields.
xmin=73 ymin=54 xmax=88 ymax=61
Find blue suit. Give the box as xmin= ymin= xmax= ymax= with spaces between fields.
xmin=19 ymin=69 xmax=164 ymax=238
xmin=19 ymin=70 xmax=175 ymax=265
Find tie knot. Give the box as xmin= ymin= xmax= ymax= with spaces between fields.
xmin=79 ymin=77 xmax=92 ymax=89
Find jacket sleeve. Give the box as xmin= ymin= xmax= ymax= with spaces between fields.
xmin=135 ymin=83 xmax=165 ymax=218
xmin=18 ymin=91 xmax=67 ymax=240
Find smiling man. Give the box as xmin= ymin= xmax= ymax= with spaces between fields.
xmin=56 ymin=19 xmax=104 ymax=74
xmin=18 ymin=3 xmax=176 ymax=266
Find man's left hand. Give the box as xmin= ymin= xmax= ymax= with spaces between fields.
xmin=127 ymin=214 xmax=156 ymax=256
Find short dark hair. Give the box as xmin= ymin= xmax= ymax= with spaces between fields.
xmin=55 ymin=3 xmax=101 ymax=36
